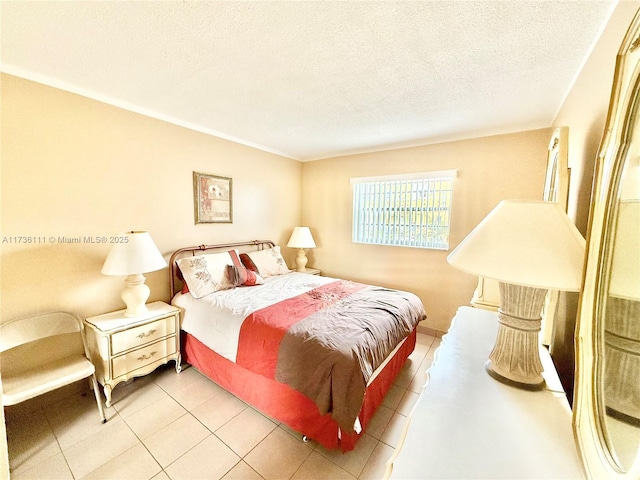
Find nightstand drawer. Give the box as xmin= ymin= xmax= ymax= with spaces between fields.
xmin=112 ymin=337 xmax=177 ymax=379
xmin=111 ymin=316 xmax=176 ymax=355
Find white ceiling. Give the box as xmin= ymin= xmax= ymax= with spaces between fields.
xmin=0 ymin=1 xmax=616 ymax=161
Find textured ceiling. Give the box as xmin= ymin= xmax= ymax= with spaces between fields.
xmin=0 ymin=1 xmax=616 ymax=161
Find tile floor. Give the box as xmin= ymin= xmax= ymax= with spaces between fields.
xmin=6 ymin=332 xmax=439 ymax=480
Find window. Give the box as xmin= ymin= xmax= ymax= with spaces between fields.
xmin=351 ymin=170 xmax=457 ymax=250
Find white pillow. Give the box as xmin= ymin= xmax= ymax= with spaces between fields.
xmin=177 ymin=251 xmax=235 ymax=298
xmin=244 ymin=246 xmax=291 ymax=277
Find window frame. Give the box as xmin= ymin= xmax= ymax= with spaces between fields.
xmin=350 ymin=169 xmax=457 ymax=250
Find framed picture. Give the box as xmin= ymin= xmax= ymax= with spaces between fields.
xmin=193 ymin=172 xmax=232 ymax=224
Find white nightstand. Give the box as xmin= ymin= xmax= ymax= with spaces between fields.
xmin=303 ymin=268 xmax=321 ymax=275
xmin=84 ymin=301 xmax=181 ymax=407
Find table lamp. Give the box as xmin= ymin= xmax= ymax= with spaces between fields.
xmin=447 ymin=200 xmax=585 ymax=390
xmin=101 ymin=231 xmax=167 ymax=317
xmin=287 ymin=226 xmax=316 ymax=272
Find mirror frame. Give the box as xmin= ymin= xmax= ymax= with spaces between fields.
xmin=574 ymin=9 xmax=640 ymax=479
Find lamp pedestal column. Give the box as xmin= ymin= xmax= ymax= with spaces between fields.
xmin=295 ymin=248 xmax=309 ymax=272
xmin=121 ymin=273 xmax=151 ymax=317
xmin=485 ymin=282 xmax=548 ymax=390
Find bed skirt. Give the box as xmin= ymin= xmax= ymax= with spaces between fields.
xmin=182 ymin=328 xmax=417 ymax=452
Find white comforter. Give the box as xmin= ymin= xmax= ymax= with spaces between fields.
xmin=172 ymin=272 xmax=336 ymax=362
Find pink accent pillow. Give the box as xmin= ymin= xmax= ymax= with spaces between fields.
xmin=240 ymin=253 xmax=259 ymax=273
xmin=228 ymin=250 xmax=264 ymax=286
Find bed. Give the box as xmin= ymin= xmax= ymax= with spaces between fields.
xmin=169 ymin=240 xmax=426 ymax=452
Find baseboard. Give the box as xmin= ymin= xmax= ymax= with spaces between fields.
xmin=417 ymin=324 xmax=446 ymax=338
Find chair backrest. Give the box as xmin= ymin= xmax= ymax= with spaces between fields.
xmin=0 ymin=312 xmax=87 ymax=375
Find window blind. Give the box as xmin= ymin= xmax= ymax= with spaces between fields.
xmin=351 ymin=170 xmax=457 ymax=249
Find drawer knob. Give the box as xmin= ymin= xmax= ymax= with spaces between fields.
xmin=137 ymin=351 xmax=157 ymax=362
xmin=137 ymin=329 xmax=157 ymax=339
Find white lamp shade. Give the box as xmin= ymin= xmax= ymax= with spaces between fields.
xmin=287 ymin=227 xmax=316 ymax=249
xmin=101 ymin=231 xmax=167 ymax=276
xmin=447 ymin=200 xmax=585 ymax=291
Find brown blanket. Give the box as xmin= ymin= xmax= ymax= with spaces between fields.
xmin=274 ymin=284 xmax=426 ymax=432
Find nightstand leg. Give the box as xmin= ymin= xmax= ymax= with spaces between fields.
xmin=104 ymin=384 xmax=113 ymax=408
xmin=175 ymin=354 xmax=182 ymax=373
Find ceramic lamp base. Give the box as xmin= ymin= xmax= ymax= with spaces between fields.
xmin=121 ymin=273 xmax=150 ymax=317
xmin=485 ymin=282 xmax=548 ymax=390
xmin=295 ymin=249 xmax=308 ymax=272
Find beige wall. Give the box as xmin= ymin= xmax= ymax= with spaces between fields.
xmin=0 ymin=74 xmax=302 ymax=320
xmin=554 ymin=0 xmax=640 ymax=234
xmin=301 ymin=129 xmax=551 ymax=332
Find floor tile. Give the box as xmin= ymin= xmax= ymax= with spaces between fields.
xmin=143 ymin=414 xmax=210 ymax=468
xmin=277 ymin=421 xmax=317 ymax=447
xmin=152 ymin=364 xmax=204 ymax=395
xmin=151 ymin=471 xmax=171 ymax=480
xmin=44 ymin=389 xmax=111 ymax=425
xmin=408 ymin=357 xmax=434 ymax=393
xmin=392 ymin=364 xmax=417 ymax=389
xmin=170 ymin=375 xmax=227 ymax=411
xmin=381 ymin=384 xmax=405 ymax=410
xmin=11 ymin=452 xmax=73 ymax=480
xmin=111 ymin=377 xmax=169 ymax=417
xmin=359 ymin=441 xmax=394 ymax=480
xmin=315 ymin=432 xmax=377 ymax=478
xmin=63 ymin=419 xmax=140 ymax=479
xmin=380 ymin=412 xmax=407 ymax=448
xmin=416 ymin=332 xmax=437 ymax=347
xmin=395 ymin=390 xmax=420 ymax=417
xmin=215 ymin=407 xmax=278 ymax=457
xmin=81 ymin=443 xmax=161 ymax=480
xmin=191 ymin=390 xmax=248 ymax=432
xmin=4 ymin=399 xmax=45 ymax=419
xmin=5 ymin=382 xmax=87 ymax=416
xmin=407 ymin=342 xmax=430 ymax=368
xmin=164 ymin=434 xmax=241 ymax=480
xmin=221 ymin=460 xmax=265 ymax=480
xmin=151 ymin=470 xmax=171 ymax=480
xmin=426 ymin=338 xmax=442 ymax=359
xmin=244 ymin=427 xmax=314 ymax=480
xmin=6 ymin=409 xmax=62 ymax=476
xmin=365 ymin=404 xmax=394 ymax=440
xmin=46 ymin=392 xmax=118 ymax=450
xmin=124 ymin=395 xmax=187 ymax=440
xmin=292 ymin=451 xmax=356 ymax=480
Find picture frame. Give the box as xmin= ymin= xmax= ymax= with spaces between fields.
xmin=193 ymin=172 xmax=233 ymax=224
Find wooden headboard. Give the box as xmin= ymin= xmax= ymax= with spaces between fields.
xmin=168 ymin=239 xmax=275 ymax=299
